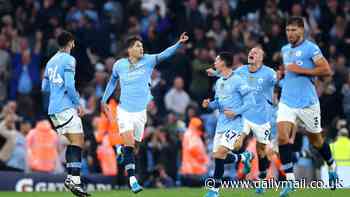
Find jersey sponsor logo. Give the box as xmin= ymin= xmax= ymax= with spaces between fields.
xmin=296 ymin=60 xmax=303 ymax=66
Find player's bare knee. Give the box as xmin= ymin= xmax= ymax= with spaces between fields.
xmin=233 ymin=134 xmax=245 ymax=150
xmin=213 ymin=147 xmax=229 ymax=159
xmin=65 ymin=133 xmax=84 ymax=148
xmin=256 ymin=143 xmax=267 ymax=157
xmin=278 ymin=133 xmax=289 ymax=145
xmin=121 ymin=130 xmax=135 ymax=147
xmin=309 ymin=133 xmax=324 ymax=149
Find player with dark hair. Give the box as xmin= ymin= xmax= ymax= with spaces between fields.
xmin=277 ymin=16 xmax=337 ymax=196
xmin=101 ymin=32 xmax=189 ymax=193
xmin=42 ymin=31 xmax=90 ymax=197
xmin=207 ymin=47 xmax=277 ymax=194
xmin=202 ymin=52 xmax=255 ymax=197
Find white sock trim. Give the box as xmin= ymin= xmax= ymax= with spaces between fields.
xmin=286 ymin=173 xmax=295 ymax=181
xmin=70 ymin=176 xmax=81 ymax=184
xmin=129 ymin=176 xmax=137 ymax=186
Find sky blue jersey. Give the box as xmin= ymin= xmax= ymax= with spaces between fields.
xmin=41 ymin=51 xmax=80 ymax=115
xmin=235 ymin=65 xmax=277 ymax=124
xmin=209 ymin=73 xmax=255 ymax=134
xmin=101 ymin=42 xmax=181 ymax=112
xmin=281 ymin=40 xmax=323 ymax=108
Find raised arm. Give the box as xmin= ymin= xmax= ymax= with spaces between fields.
xmin=153 ymin=32 xmax=189 ymax=64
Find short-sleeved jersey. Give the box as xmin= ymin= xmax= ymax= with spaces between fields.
xmin=42 ymin=52 xmax=80 ymax=115
xmin=235 ymin=65 xmax=277 ymax=124
xmin=281 ymin=40 xmax=323 ymax=108
xmin=210 ymin=73 xmax=254 ymax=134
xmin=112 ymin=54 xmax=157 ymax=112
xmin=102 ymin=42 xmax=181 ymax=112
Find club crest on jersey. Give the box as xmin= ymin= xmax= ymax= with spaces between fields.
xmin=295 ymin=50 xmax=302 ymax=57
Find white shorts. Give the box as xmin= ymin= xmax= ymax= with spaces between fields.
xmin=242 ymin=118 xmax=271 ymax=144
xmin=277 ymin=102 xmax=322 ymax=133
xmin=49 ymin=108 xmax=83 ymax=135
xmin=213 ymin=129 xmax=241 ymax=153
xmin=117 ymin=107 xmax=147 ymax=142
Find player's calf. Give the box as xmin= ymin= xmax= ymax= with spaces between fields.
xmin=309 ymin=133 xmax=338 ymax=189
xmin=120 ymin=131 xmax=143 ymax=193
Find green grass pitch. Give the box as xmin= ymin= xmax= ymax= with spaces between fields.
xmin=0 ymin=188 xmax=349 ymax=197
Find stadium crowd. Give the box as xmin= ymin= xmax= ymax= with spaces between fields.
xmin=0 ymin=0 xmax=350 ymax=188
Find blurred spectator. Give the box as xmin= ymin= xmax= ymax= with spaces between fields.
xmin=164 ymin=76 xmax=191 ymax=116
xmin=222 ymin=22 xmax=245 ymax=53
xmin=144 ymin=164 xmax=175 ymax=188
xmin=330 ymin=120 xmax=350 ymax=187
xmin=6 ymin=120 xmax=31 ymax=171
xmin=10 ymin=31 xmax=42 ymax=121
xmin=333 ymin=55 xmax=349 ymax=91
xmin=147 ymin=100 xmax=163 ymax=127
xmin=180 ymin=117 xmax=209 ymax=186
xmin=206 ymin=17 xmax=227 ymax=49
xmin=184 ymin=105 xmax=199 ymax=126
xmin=0 ymin=0 xmax=348 ymax=180
xmin=87 ymin=63 xmax=107 ymax=98
xmin=26 ymin=120 xmax=59 ymax=173
xmin=0 ymin=111 xmax=17 ymax=171
xmin=95 ymin=98 xmax=123 ymax=147
xmin=96 ymin=135 xmax=117 ymax=176
xmin=0 ymin=33 xmax=11 ymax=107
xmin=263 ymin=23 xmax=284 ymax=66
xmin=150 ymin=69 xmax=167 ymax=115
xmin=259 ymin=0 xmax=284 ymax=35
xmin=190 ymin=48 xmax=212 ymax=103
xmin=342 ymin=73 xmax=350 ymax=123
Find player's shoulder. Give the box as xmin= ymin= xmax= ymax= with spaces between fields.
xmin=142 ymin=54 xmax=153 ymax=59
xmin=304 ymin=39 xmax=319 ymax=48
xmin=281 ymin=43 xmax=291 ymax=52
xmin=236 ymin=65 xmax=248 ymax=71
xmin=113 ymin=58 xmax=127 ymax=67
xmin=234 ymin=65 xmax=248 ymax=74
xmin=262 ymin=65 xmax=276 ymax=74
xmin=52 ymin=52 xmax=75 ymax=69
xmin=303 ymin=40 xmax=322 ymax=58
xmin=60 ymin=52 xmax=75 ymax=61
xmin=233 ymin=73 xmax=246 ymax=84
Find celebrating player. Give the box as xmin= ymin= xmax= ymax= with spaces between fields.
xmin=101 ymin=32 xmax=189 ymax=193
xmin=237 ymin=47 xmax=277 ymax=193
xmin=202 ymin=52 xmax=255 ymax=197
xmin=207 ymin=47 xmax=277 ymax=193
xmin=277 ymin=16 xmax=337 ymax=196
xmin=42 ymin=31 xmax=90 ymax=197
